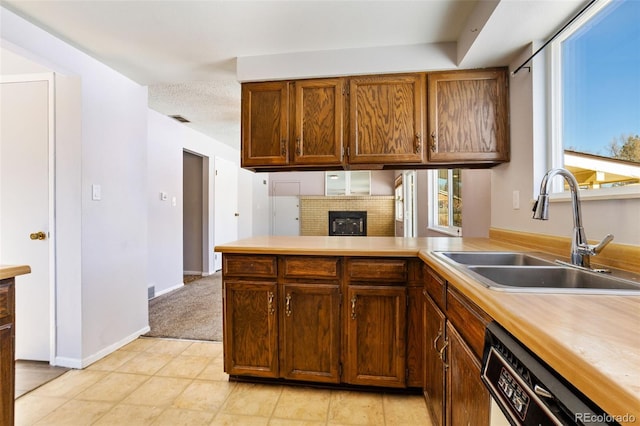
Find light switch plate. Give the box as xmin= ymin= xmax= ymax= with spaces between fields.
xmin=512 ymin=190 xmax=520 ymax=210
xmin=92 ymin=184 xmax=101 ymax=201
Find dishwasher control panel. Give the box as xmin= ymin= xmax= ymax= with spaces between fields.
xmin=497 ymin=367 xmax=530 ymax=420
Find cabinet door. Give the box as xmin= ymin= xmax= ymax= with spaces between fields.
xmin=280 ymin=283 xmax=341 ymax=383
xmin=349 ymin=74 xmax=424 ymax=164
xmin=0 ymin=280 xmax=14 ymax=426
xmin=427 ymin=69 xmax=509 ymax=163
xmin=241 ymin=81 xmax=289 ymax=167
xmin=223 ymin=280 xmax=279 ymax=377
xmin=293 ymin=79 xmax=344 ymax=165
xmin=446 ymin=323 xmax=490 ymax=426
xmin=0 ymin=324 xmax=14 ymax=426
xmin=345 ymin=285 xmax=407 ymax=387
xmin=423 ymin=291 xmax=447 ymax=426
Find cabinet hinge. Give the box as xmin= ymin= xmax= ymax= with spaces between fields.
xmin=406 ymin=294 xmax=410 ymax=307
xmin=406 ymin=367 xmax=410 ymax=381
xmin=342 ymin=85 xmax=349 ymax=96
xmin=339 ymin=362 xmax=343 ymax=378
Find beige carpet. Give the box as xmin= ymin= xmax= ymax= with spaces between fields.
xmin=145 ymin=272 xmax=222 ymax=341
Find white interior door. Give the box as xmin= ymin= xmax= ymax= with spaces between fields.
xmin=403 ymin=170 xmax=417 ymax=237
xmin=272 ymin=181 xmax=300 ymax=236
xmin=0 ymin=76 xmax=53 ymax=361
xmin=214 ymin=157 xmax=238 ymax=271
xmin=273 ymin=196 xmax=300 ymax=236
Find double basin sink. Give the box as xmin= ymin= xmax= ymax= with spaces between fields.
xmin=432 ymin=251 xmax=640 ymax=295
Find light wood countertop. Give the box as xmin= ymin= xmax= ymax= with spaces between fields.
xmin=216 ymin=236 xmax=640 ymax=425
xmin=0 ymin=265 xmax=31 ymax=280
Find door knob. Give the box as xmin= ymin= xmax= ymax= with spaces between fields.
xmin=30 ymin=231 xmax=47 ymax=240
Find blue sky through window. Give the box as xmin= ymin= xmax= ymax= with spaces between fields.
xmin=561 ymin=0 xmax=640 ymax=157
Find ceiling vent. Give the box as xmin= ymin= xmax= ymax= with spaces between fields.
xmin=169 ymin=114 xmax=190 ymax=123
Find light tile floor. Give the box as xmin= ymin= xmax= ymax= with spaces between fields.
xmin=16 ymin=337 xmax=432 ymax=425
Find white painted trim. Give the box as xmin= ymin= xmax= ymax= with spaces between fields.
xmin=1 ymin=72 xmax=57 ymax=365
xmin=183 ymin=270 xmax=204 ymax=276
xmin=153 ymin=282 xmax=184 ymax=298
xmin=54 ymin=326 xmax=151 ymax=369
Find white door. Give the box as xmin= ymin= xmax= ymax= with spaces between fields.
xmin=403 ymin=170 xmax=417 ymax=237
xmin=214 ymin=157 xmax=238 ymax=271
xmin=0 ymin=76 xmax=53 ymax=361
xmin=273 ymin=181 xmax=300 ymax=236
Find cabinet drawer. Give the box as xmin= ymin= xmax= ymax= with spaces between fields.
xmin=223 ymin=255 xmax=277 ymax=278
xmin=281 ymin=256 xmax=340 ymax=280
xmin=424 ymin=265 xmax=446 ymax=310
xmin=446 ymin=286 xmax=492 ymax=360
xmin=347 ymin=258 xmax=407 ymax=283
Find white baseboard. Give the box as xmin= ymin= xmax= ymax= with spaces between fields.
xmin=153 ymin=282 xmax=184 ymax=298
xmin=53 ymin=325 xmax=151 ymax=369
xmin=183 ymin=270 xmax=203 ymax=275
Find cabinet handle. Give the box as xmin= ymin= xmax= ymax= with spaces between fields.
xmin=281 ymin=139 xmax=287 ymax=156
xmin=285 ymin=293 xmax=292 ymax=317
xmin=430 ymin=132 xmax=436 ymax=152
xmin=433 ymin=327 xmax=442 ymax=351
xmin=439 ymin=338 xmax=449 ymax=369
xmin=415 ymin=133 xmax=422 ymax=153
xmin=296 ymin=137 xmax=301 ymax=156
xmin=351 ymin=296 xmax=357 ymax=319
xmin=268 ymin=291 xmax=275 ymax=315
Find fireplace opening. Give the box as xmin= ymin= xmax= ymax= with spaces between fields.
xmin=328 ymin=211 xmax=367 ymax=236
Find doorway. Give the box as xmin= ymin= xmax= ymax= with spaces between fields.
xmin=183 ymin=151 xmax=205 ymax=277
xmin=0 ymin=74 xmax=55 ymax=362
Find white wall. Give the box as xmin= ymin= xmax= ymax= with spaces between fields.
xmin=492 ymin=45 xmax=640 ymax=246
xmin=147 ymin=110 xmax=267 ymax=294
xmin=2 ymin=7 xmax=149 ymax=366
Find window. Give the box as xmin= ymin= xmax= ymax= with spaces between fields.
xmin=428 ymin=169 xmax=462 ymax=235
xmin=325 ymin=171 xmax=371 ymax=196
xmin=551 ymin=0 xmax=640 ymax=194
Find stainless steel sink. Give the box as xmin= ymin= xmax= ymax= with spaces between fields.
xmin=436 ymin=251 xmax=553 ymax=266
xmin=467 ymin=266 xmax=640 ymax=294
xmin=432 ymin=251 xmax=640 ymax=295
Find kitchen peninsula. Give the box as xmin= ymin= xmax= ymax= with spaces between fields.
xmin=215 ymin=235 xmax=640 ymax=426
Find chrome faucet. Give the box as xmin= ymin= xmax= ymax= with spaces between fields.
xmin=532 ymin=168 xmax=614 ymax=269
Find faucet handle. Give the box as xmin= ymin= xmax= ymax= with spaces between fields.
xmin=579 ymin=234 xmax=614 ymax=256
xmin=592 ymin=234 xmax=614 ymax=254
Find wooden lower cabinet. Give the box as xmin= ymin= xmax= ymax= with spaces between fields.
xmin=422 ymin=266 xmax=491 ymax=426
xmin=345 ymin=285 xmax=407 ymax=388
xmin=1 ymin=278 xmax=16 ymax=426
xmin=222 ymin=254 xmax=420 ymax=390
xmin=223 ymin=279 xmax=279 ymax=377
xmin=280 ymin=283 xmax=341 ymax=383
xmin=447 ymin=323 xmax=490 ymax=426
xmin=423 ymin=290 xmax=446 ymax=426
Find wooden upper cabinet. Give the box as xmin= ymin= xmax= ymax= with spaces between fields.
xmin=241 ymin=81 xmax=290 ymax=167
xmin=349 ymin=74 xmax=425 ymax=164
xmin=293 ymin=79 xmax=344 ymax=165
xmin=427 ymin=68 xmax=509 ymax=163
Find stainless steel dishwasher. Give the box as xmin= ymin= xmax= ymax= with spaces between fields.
xmin=481 ymin=322 xmax=622 ymax=426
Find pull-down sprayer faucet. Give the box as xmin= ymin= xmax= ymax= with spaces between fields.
xmin=532 ymin=168 xmax=614 ymax=269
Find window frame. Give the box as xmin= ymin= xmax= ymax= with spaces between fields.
xmin=325 ymin=171 xmax=371 ymax=196
xmin=427 ymin=169 xmax=462 ymax=236
xmin=548 ymin=0 xmax=640 ymax=200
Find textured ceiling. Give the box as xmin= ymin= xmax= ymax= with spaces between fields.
xmin=2 ymin=0 xmax=586 ymax=151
